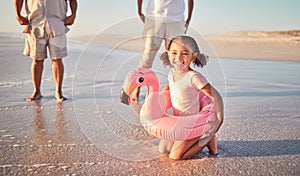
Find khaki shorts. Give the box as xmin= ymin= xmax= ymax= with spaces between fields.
xmin=143 ymin=18 xmax=186 ymax=48
xmin=23 ymin=33 xmax=67 ymax=60
xmin=140 ymin=18 xmax=186 ymax=68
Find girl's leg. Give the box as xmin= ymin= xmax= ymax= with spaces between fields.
xmin=206 ymin=134 xmax=218 ymax=155
xmin=158 ymin=139 xmax=174 ymax=154
xmin=169 ymin=136 xmax=213 ymax=160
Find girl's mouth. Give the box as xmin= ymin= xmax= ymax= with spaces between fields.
xmin=174 ymin=60 xmax=184 ymax=66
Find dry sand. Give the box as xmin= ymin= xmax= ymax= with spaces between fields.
xmin=0 ymin=32 xmax=300 ymax=175
xmin=205 ymin=30 xmax=300 ymax=61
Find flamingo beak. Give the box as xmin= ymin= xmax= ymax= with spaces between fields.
xmin=120 ymin=88 xmax=130 ymax=105
xmin=120 ymin=74 xmax=136 ymax=105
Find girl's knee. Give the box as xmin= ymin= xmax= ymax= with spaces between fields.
xmin=169 ymin=152 xmax=183 ymax=160
xmin=158 ymin=147 xmax=170 ymax=154
xmin=158 ymin=139 xmax=173 ymax=154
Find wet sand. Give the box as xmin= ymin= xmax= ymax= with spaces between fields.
xmin=0 ymin=33 xmax=300 ymax=175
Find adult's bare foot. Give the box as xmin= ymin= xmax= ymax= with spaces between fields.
xmin=55 ymin=93 xmax=67 ymax=102
xmin=26 ymin=92 xmax=43 ymax=101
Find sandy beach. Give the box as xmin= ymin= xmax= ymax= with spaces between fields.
xmin=205 ymin=30 xmax=300 ymax=62
xmin=1 ymin=32 xmax=300 ymax=175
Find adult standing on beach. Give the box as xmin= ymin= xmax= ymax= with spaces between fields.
xmin=14 ymin=0 xmax=78 ymax=102
xmin=133 ymin=0 xmax=194 ymax=100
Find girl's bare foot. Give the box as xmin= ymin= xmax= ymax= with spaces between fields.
xmin=55 ymin=93 xmax=67 ymax=102
xmin=207 ymin=134 xmax=218 ymax=155
xmin=26 ymin=92 xmax=43 ymax=101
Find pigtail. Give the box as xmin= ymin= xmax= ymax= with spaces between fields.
xmin=183 ymin=35 xmax=208 ymax=68
xmin=160 ymin=51 xmax=171 ymax=67
xmin=194 ymin=53 xmax=208 ymax=68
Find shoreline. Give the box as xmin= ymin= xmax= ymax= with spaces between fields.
xmin=73 ymin=30 xmax=300 ymax=62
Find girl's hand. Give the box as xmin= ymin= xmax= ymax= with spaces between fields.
xmin=208 ymin=120 xmax=218 ymax=131
xmin=161 ymin=84 xmax=169 ymax=92
xmin=207 ymin=117 xmax=222 ymax=134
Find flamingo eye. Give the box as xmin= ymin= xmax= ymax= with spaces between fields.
xmin=138 ymin=77 xmax=144 ymax=83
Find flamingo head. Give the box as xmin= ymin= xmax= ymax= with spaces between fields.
xmin=120 ymin=67 xmax=160 ymax=105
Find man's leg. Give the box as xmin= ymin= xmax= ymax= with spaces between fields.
xmin=165 ymin=21 xmax=186 ymax=48
xmin=132 ymin=19 xmax=165 ymax=101
xmin=49 ymin=32 xmax=68 ymax=102
xmin=52 ymin=59 xmax=66 ymax=102
xmin=26 ymin=59 xmax=44 ymax=101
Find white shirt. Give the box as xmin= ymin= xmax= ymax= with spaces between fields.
xmin=168 ymin=69 xmax=208 ymax=116
xmin=24 ymin=0 xmax=69 ymax=37
xmin=146 ymin=0 xmax=186 ymax=22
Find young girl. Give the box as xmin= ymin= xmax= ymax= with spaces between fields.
xmin=159 ymin=36 xmax=224 ymax=160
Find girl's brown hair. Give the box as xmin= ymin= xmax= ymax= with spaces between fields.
xmin=160 ymin=35 xmax=208 ymax=67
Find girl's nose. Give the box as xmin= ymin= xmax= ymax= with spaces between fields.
xmin=176 ymin=53 xmax=183 ymax=60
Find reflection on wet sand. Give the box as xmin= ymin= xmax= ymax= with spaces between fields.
xmin=33 ymin=101 xmax=48 ymax=145
xmin=32 ymin=101 xmax=68 ymax=144
xmin=29 ymin=101 xmax=70 ymax=164
xmin=54 ymin=102 xmax=67 ymax=145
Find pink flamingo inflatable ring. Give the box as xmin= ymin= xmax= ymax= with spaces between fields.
xmin=120 ymin=67 xmax=217 ymax=141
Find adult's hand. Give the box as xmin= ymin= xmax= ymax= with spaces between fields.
xmin=65 ymin=15 xmax=76 ymax=26
xmin=16 ymin=15 xmax=29 ymax=25
xmin=139 ymin=13 xmax=145 ymax=23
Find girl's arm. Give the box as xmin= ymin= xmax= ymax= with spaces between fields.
xmin=201 ymin=83 xmax=224 ymax=132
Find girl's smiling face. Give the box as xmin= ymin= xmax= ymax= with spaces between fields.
xmin=168 ymin=40 xmax=197 ymax=72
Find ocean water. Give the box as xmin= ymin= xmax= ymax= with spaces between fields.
xmin=219 ymin=58 xmax=300 ymax=120
xmin=221 ymin=59 xmax=300 ymax=97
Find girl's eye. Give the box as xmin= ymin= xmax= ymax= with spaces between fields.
xmin=171 ymin=52 xmax=177 ymax=55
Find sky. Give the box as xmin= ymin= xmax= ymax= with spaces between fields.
xmin=0 ymin=0 xmax=299 ymax=37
